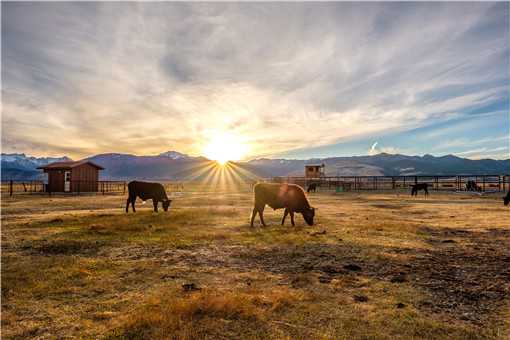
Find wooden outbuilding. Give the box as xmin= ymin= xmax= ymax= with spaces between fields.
xmin=305 ymin=163 xmax=325 ymax=178
xmin=37 ymin=160 xmax=104 ymax=193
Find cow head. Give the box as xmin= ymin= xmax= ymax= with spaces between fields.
xmin=504 ymin=195 xmax=510 ymax=206
xmin=163 ymin=199 xmax=172 ymax=212
xmin=302 ymin=207 xmax=315 ymax=226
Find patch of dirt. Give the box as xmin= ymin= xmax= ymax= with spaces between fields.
xmin=23 ymin=239 xmax=105 ymax=256
xmin=232 ymin=227 xmax=510 ymax=325
xmin=411 ymin=226 xmax=510 ymax=323
xmin=101 ymin=244 xmax=245 ymax=270
xmin=370 ymin=204 xmax=408 ymax=210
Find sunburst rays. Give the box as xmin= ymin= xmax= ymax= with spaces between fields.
xmin=174 ymin=160 xmax=261 ymax=191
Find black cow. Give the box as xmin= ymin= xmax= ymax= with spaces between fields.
xmin=411 ymin=183 xmax=429 ymax=196
xmin=307 ymin=183 xmax=317 ymax=193
xmin=126 ymin=181 xmax=171 ymax=213
xmin=466 ymin=180 xmax=481 ymax=192
xmin=504 ymin=189 xmax=510 ymax=206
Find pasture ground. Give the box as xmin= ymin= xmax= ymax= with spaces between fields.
xmin=1 ymin=188 xmax=509 ymax=339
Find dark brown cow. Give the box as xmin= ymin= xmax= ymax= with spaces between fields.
xmin=307 ymin=183 xmax=317 ymax=193
xmin=411 ymin=183 xmax=429 ymax=196
xmin=126 ymin=181 xmax=171 ymax=213
xmin=466 ymin=180 xmax=481 ymax=192
xmin=250 ymin=183 xmax=315 ymax=227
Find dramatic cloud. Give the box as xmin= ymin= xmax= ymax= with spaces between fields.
xmin=2 ymin=2 xmax=509 ymax=159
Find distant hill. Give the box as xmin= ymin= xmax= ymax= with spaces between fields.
xmin=2 ymin=151 xmax=509 ymax=181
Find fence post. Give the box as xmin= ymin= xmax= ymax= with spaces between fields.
xmin=9 ymin=180 xmax=13 ymax=197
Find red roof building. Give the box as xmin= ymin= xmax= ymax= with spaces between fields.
xmin=37 ymin=160 xmax=104 ymax=192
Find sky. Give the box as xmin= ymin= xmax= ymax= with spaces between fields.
xmin=2 ymin=2 xmax=509 ymax=161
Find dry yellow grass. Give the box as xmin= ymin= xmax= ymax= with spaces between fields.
xmin=1 ymin=189 xmax=509 ymax=339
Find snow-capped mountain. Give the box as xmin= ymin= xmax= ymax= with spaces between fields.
xmin=1 ymin=153 xmax=73 ymax=180
xmin=158 ymin=151 xmax=190 ymax=159
xmin=1 ymin=153 xmax=72 ymax=170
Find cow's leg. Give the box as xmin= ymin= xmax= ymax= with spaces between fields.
xmin=153 ymin=200 xmax=158 ymax=212
xmin=126 ymin=198 xmax=131 ymax=213
xmin=250 ymin=208 xmax=258 ymax=227
xmin=290 ymin=210 xmax=295 ymax=226
xmin=258 ymin=206 xmax=267 ymax=227
xmin=425 ymin=188 xmax=429 ymax=197
xmin=282 ymin=208 xmax=289 ymax=225
xmin=131 ymin=197 xmax=136 ymax=212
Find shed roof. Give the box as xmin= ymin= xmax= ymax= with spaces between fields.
xmin=305 ymin=164 xmax=325 ymax=167
xmin=37 ymin=160 xmax=104 ymax=170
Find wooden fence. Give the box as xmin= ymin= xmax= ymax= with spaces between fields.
xmin=3 ymin=175 xmax=509 ymax=196
xmin=269 ymin=175 xmax=510 ymax=192
xmin=1 ymin=180 xmax=186 ymax=196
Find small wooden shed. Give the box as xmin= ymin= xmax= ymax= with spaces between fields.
xmin=305 ymin=163 xmax=325 ymax=178
xmin=37 ymin=160 xmax=104 ymax=193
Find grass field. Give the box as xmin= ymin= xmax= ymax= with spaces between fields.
xmin=2 ymin=188 xmax=509 ymax=339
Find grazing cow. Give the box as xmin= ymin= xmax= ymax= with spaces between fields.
xmin=307 ymin=183 xmax=317 ymax=193
xmin=504 ymin=189 xmax=510 ymax=206
xmin=466 ymin=180 xmax=481 ymax=192
xmin=411 ymin=183 xmax=429 ymax=197
xmin=126 ymin=181 xmax=172 ymax=213
xmin=251 ymin=183 xmax=315 ymax=227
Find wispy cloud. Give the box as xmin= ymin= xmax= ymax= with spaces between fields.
xmin=368 ymin=142 xmax=379 ymax=155
xmin=368 ymin=141 xmax=400 ymax=156
xmin=2 ymin=2 xmax=509 ymax=159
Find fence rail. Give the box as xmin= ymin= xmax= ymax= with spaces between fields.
xmin=1 ymin=180 xmax=187 ymax=196
xmin=269 ymin=175 xmax=510 ymax=192
xmin=1 ymin=180 xmax=45 ymax=195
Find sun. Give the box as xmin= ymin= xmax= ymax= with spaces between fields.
xmin=203 ymin=133 xmax=248 ymax=165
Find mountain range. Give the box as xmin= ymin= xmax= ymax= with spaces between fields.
xmin=2 ymin=151 xmax=509 ymax=181
xmin=1 ymin=153 xmax=72 ymax=180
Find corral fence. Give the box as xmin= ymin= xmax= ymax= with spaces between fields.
xmin=3 ymin=176 xmax=509 ymax=196
xmin=268 ymin=175 xmax=510 ymax=192
xmin=1 ymin=180 xmax=185 ymax=196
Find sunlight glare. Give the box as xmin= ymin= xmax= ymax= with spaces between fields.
xmin=203 ymin=133 xmax=248 ymax=165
